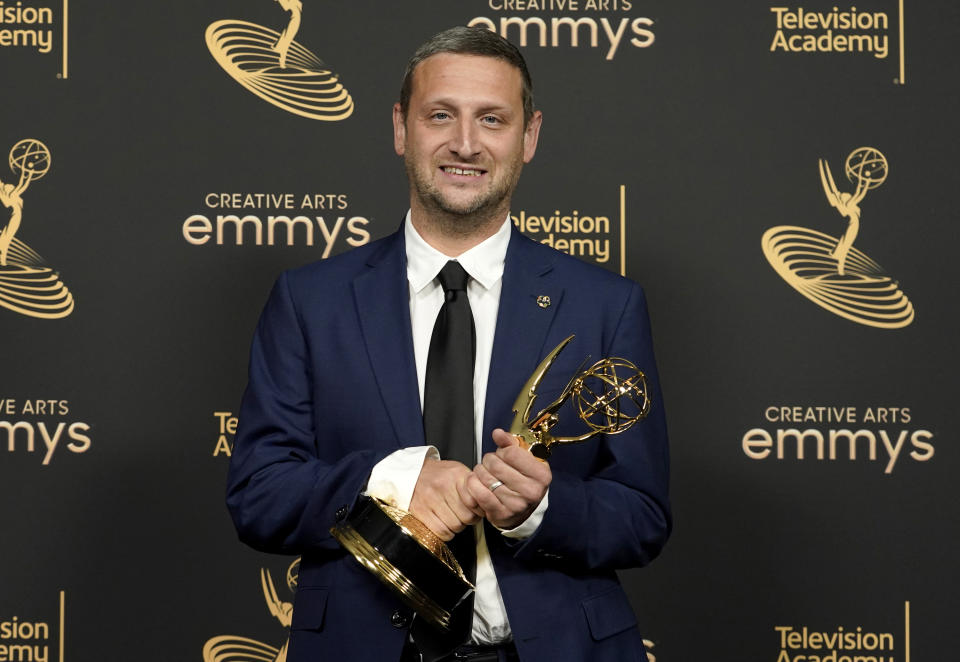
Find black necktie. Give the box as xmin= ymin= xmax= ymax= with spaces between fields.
xmin=423 ymin=261 xmax=477 ymax=466
xmin=414 ymin=260 xmax=477 ymax=660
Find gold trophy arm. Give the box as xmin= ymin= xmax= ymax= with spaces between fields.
xmin=16 ymin=166 xmax=31 ymax=195
xmin=261 ymin=568 xmax=286 ymax=623
xmin=819 ymin=158 xmax=843 ymax=211
xmin=528 ymin=354 xmax=591 ymax=425
xmin=509 ymin=335 xmax=575 ymax=454
xmin=545 ymin=430 xmax=603 ymax=446
xmin=850 ymin=174 xmax=870 ymax=206
xmin=3 ymin=168 xmax=31 ymax=199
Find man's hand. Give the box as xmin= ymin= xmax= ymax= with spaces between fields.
xmin=465 ymin=428 xmax=552 ymax=530
xmin=409 ymin=457 xmax=483 ymax=541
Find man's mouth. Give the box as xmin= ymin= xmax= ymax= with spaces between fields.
xmin=441 ymin=166 xmax=485 ymax=177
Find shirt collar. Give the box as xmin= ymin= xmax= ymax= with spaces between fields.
xmin=404 ymin=211 xmax=511 ymax=293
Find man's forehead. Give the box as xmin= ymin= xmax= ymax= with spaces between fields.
xmin=409 ymin=53 xmax=523 ymax=97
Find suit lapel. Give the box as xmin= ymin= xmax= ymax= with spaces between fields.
xmin=482 ymin=229 xmax=563 ymax=454
xmin=352 ymin=231 xmax=425 ymax=449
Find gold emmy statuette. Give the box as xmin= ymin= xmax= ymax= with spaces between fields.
xmin=507 ymin=335 xmax=650 ymax=459
xmin=330 ymin=334 xmax=651 ymax=630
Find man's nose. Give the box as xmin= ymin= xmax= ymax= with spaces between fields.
xmin=448 ymin=119 xmax=480 ymax=159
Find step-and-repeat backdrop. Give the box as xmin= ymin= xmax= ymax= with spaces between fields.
xmin=2 ymin=1 xmax=957 ymax=660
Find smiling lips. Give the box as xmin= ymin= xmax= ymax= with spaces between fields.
xmin=441 ymin=166 xmax=486 ymax=177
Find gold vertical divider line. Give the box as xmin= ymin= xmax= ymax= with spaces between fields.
xmin=59 ymin=590 xmax=65 ymax=662
xmin=619 ymin=185 xmax=626 ymax=277
xmin=62 ymin=0 xmax=69 ymax=79
xmin=899 ymin=0 xmax=905 ymax=84
xmin=904 ymin=600 xmax=910 ymax=662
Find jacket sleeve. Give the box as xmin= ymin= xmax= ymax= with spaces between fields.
xmin=510 ymin=283 xmax=672 ymax=571
xmin=226 ymin=271 xmax=392 ymax=555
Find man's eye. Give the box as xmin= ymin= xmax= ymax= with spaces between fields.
xmin=481 ymin=116 xmax=500 ymax=125
xmin=431 ymin=112 xmax=451 ymax=121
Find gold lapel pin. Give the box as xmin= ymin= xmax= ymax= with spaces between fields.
xmin=537 ymin=295 xmax=551 ymax=308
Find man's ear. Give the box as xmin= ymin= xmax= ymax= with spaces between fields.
xmin=522 ymin=110 xmax=543 ymax=164
xmin=393 ymin=103 xmax=406 ymax=156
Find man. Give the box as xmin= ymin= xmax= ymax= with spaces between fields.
xmin=227 ymin=26 xmax=670 ymax=662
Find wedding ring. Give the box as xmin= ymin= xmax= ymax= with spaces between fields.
xmin=489 ymin=480 xmax=504 ymax=492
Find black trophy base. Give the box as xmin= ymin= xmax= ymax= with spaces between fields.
xmin=330 ymin=495 xmax=473 ymax=630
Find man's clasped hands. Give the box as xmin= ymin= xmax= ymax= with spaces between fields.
xmin=409 ymin=428 xmax=552 ymax=539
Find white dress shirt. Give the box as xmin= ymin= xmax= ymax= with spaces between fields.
xmin=365 ymin=212 xmax=548 ymax=643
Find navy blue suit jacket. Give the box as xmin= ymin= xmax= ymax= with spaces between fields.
xmin=227 ymin=226 xmax=671 ymax=661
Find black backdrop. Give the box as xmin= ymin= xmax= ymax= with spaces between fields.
xmin=2 ymin=1 xmax=958 ymax=660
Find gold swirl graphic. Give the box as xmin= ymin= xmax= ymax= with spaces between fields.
xmin=206 ymin=19 xmax=354 ymax=121
xmin=762 ymin=225 xmax=913 ymax=329
xmin=0 ymin=238 xmax=74 ymax=320
xmin=202 ymin=635 xmax=279 ymax=662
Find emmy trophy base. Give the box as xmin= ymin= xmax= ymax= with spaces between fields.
xmin=330 ymin=496 xmax=472 ymax=630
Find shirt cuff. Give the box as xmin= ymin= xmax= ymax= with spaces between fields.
xmin=364 ymin=445 xmax=439 ymax=511
xmin=499 ymin=488 xmax=549 ymax=540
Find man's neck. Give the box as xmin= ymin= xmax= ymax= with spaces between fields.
xmin=409 ymin=203 xmax=510 ymax=257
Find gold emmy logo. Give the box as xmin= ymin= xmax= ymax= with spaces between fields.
xmin=0 ymin=139 xmax=73 ymax=319
xmin=205 ymin=1 xmax=354 ymax=121
xmin=762 ymin=147 xmax=913 ymax=329
xmin=203 ymin=559 xmax=299 ymax=662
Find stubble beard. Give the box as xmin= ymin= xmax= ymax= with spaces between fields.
xmin=405 ymin=154 xmax=523 ymax=239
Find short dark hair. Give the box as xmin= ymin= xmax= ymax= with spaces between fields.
xmin=399 ymin=26 xmax=535 ymax=125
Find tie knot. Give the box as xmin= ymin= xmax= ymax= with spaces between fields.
xmin=437 ymin=261 xmax=470 ymax=293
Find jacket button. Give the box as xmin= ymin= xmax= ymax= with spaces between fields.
xmin=391 ymin=609 xmax=410 ymax=628
xmin=335 ymin=505 xmax=349 ymax=522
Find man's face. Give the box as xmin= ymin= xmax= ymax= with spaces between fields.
xmin=393 ymin=53 xmax=542 ymax=222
